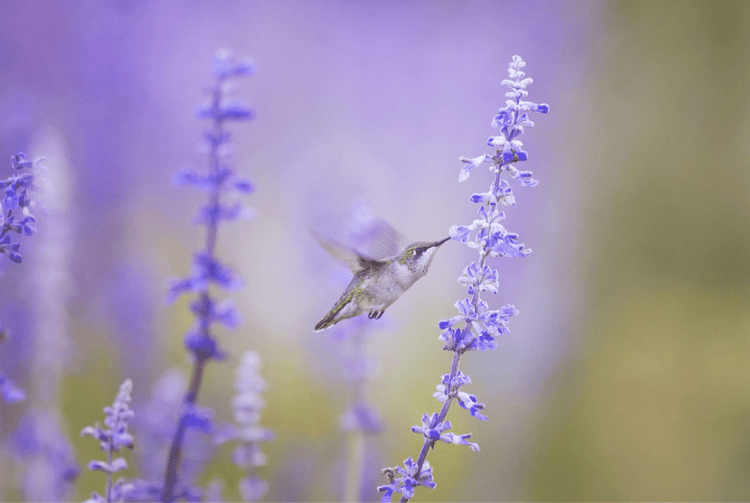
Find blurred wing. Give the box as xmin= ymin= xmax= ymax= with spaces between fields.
xmin=311 ymin=230 xmax=378 ymax=274
xmin=350 ymin=217 xmax=405 ymax=260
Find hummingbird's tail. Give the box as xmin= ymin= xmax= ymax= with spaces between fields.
xmin=314 ymin=314 xmax=336 ymax=332
xmin=315 ymin=286 xmax=356 ymax=332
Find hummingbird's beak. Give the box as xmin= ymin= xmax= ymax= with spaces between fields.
xmin=431 ymin=237 xmax=451 ymax=248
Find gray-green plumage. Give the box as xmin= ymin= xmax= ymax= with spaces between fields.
xmin=315 ymin=237 xmax=450 ymax=331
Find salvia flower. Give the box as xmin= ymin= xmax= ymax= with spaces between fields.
xmin=410 ymin=413 xmax=480 ymax=451
xmin=378 ymin=458 xmax=436 ymax=503
xmin=379 ymin=55 xmax=548 ymax=501
xmin=0 ymin=152 xmax=43 ymax=263
xmin=161 ymin=49 xmax=257 ymax=503
xmin=215 ymin=351 xmax=274 ymax=502
xmin=81 ymin=379 xmax=135 ymax=503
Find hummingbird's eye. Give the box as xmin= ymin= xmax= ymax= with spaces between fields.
xmin=415 ymin=247 xmax=424 ymax=257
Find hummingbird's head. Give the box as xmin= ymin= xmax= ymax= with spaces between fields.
xmin=398 ymin=237 xmax=450 ymax=276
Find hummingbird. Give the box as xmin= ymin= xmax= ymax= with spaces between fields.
xmin=314 ymin=236 xmax=450 ymax=331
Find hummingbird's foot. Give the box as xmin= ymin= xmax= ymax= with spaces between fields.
xmin=368 ymin=310 xmax=385 ymax=320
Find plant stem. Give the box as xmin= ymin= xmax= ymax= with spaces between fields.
xmin=106 ymin=445 xmax=113 ymax=503
xmin=161 ymin=76 xmax=225 ymax=503
xmin=344 ymin=431 xmax=365 ymax=502
xmin=161 ymin=357 xmax=207 ymax=503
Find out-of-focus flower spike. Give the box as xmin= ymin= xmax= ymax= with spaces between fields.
xmin=81 ymin=379 xmax=136 ymax=501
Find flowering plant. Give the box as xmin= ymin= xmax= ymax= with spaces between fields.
xmin=379 ymin=55 xmax=549 ymax=502
xmin=160 ymin=49 xmax=261 ymax=503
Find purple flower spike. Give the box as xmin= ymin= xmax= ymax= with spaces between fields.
xmin=162 ymin=49 xmax=258 ymax=503
xmin=381 ymin=56 xmax=547 ymax=501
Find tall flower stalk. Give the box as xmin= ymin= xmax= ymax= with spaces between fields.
xmin=378 ymin=55 xmax=548 ymax=502
xmin=161 ymin=49 xmax=256 ymax=503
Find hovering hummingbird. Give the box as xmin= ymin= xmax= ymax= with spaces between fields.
xmin=314 ymin=235 xmax=450 ymax=331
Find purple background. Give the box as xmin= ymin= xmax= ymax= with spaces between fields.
xmin=2 ymin=1 xmax=749 ymax=501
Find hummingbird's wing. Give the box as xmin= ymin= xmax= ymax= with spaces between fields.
xmin=349 ymin=217 xmax=405 ymax=261
xmin=311 ymin=231 xmax=384 ymax=274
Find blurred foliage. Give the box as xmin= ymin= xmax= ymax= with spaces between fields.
xmin=527 ymin=0 xmax=750 ymax=500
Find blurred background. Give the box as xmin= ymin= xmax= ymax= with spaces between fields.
xmin=1 ymin=0 xmax=749 ymax=501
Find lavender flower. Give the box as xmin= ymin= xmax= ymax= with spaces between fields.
xmin=378 ymin=55 xmax=548 ymax=502
xmin=216 ymin=351 xmax=274 ymax=502
xmin=161 ymin=49 xmax=256 ymax=503
xmin=81 ymin=379 xmax=136 ymax=503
